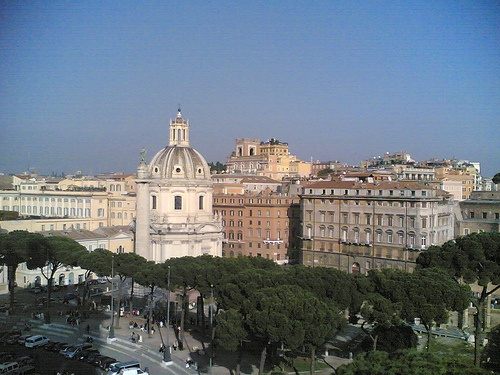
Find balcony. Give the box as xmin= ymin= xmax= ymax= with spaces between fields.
xmin=263 ymin=239 xmax=284 ymax=245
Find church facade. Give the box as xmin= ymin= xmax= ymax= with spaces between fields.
xmin=134 ymin=109 xmax=223 ymax=262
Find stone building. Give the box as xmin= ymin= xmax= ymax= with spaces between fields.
xmin=299 ymin=179 xmax=455 ymax=274
xmin=457 ymin=191 xmax=500 ymax=235
xmin=213 ymin=190 xmax=300 ymax=265
xmin=134 ymin=109 xmax=223 ymax=262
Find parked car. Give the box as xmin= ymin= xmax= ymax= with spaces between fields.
xmin=78 ymin=348 xmax=99 ymax=361
xmin=24 ymin=335 xmax=49 ymax=348
xmin=17 ymin=335 xmax=32 ymax=345
xmin=99 ymin=356 xmax=117 ymax=370
xmin=62 ymin=343 xmax=93 ymax=359
xmin=28 ymin=287 xmax=44 ymax=294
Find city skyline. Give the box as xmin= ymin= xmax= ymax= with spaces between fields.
xmin=1 ymin=2 xmax=499 ymax=177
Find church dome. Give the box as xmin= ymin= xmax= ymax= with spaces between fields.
xmin=148 ymin=145 xmax=210 ymax=180
xmin=143 ymin=108 xmax=211 ymax=180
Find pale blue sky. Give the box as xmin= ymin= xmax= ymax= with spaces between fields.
xmin=1 ymin=1 xmax=499 ymax=177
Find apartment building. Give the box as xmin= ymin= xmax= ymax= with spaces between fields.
xmin=299 ymin=180 xmax=455 ymax=274
xmin=458 ymin=191 xmax=500 ymax=235
xmin=226 ymin=138 xmax=311 ymax=179
xmin=0 ymin=174 xmax=135 ymax=231
xmin=213 ymin=192 xmax=301 ymax=265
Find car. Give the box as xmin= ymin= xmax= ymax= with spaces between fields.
xmin=62 ymin=343 xmax=93 ymax=359
xmin=5 ymin=334 xmax=21 ymax=345
xmin=14 ymin=356 xmax=35 ymax=366
xmin=107 ymin=361 xmax=141 ymax=375
xmin=78 ymin=348 xmax=99 ymax=361
xmin=91 ymin=354 xmax=108 ymax=367
xmin=28 ymin=287 xmax=44 ymax=294
xmin=17 ymin=335 xmax=32 ymax=345
xmin=86 ymin=351 xmax=102 ymax=364
xmin=24 ymin=335 xmax=49 ymax=348
xmin=99 ymin=356 xmax=117 ymax=370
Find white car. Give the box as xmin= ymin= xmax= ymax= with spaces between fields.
xmin=25 ymin=335 xmax=50 ymax=348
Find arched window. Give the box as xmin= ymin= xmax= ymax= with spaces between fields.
xmin=152 ymin=195 xmax=157 ymax=209
xmin=199 ymin=196 xmax=204 ymax=210
xmin=174 ymin=196 xmax=182 ymax=210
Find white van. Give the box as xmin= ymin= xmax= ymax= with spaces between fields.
xmin=0 ymin=362 xmax=18 ymax=374
xmin=25 ymin=335 xmax=49 ymax=348
xmin=107 ymin=361 xmax=141 ymax=375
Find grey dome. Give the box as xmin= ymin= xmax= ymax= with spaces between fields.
xmin=148 ymin=145 xmax=210 ymax=180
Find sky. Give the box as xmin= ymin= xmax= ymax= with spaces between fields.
xmin=0 ymin=1 xmax=499 ymax=177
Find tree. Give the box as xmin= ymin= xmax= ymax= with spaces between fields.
xmin=134 ymin=260 xmax=163 ymax=337
xmin=416 ymin=232 xmax=500 ymax=365
xmin=215 ymin=309 xmax=248 ymax=375
xmin=0 ymin=231 xmax=47 ymax=312
xmin=367 ymin=268 xmax=470 ymax=351
xmin=317 ymin=168 xmax=334 ymax=177
xmin=77 ymin=248 xmax=113 ymax=314
xmin=481 ymin=324 xmax=500 ymax=370
xmin=248 ymin=284 xmax=343 ymax=375
xmin=112 ymin=252 xmax=147 ymax=329
xmin=492 ymin=172 xmax=500 ymax=184
xmin=336 ymin=350 xmax=491 ymax=375
xmin=359 ymin=294 xmax=401 ymax=351
xmin=26 ymin=235 xmax=88 ymax=323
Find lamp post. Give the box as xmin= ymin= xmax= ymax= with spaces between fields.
xmin=209 ymin=284 xmax=214 ymax=375
xmin=162 ymin=266 xmax=172 ymax=364
xmin=108 ymin=255 xmax=115 ymax=341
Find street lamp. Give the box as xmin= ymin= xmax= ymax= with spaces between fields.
xmin=210 ymin=284 xmax=214 ymax=375
xmin=161 ymin=266 xmax=172 ymax=365
xmin=108 ymin=255 xmax=116 ymax=341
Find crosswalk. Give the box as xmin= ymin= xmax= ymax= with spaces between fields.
xmin=25 ymin=320 xmax=195 ymax=374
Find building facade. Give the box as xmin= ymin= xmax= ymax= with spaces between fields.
xmin=299 ymin=180 xmax=455 ymax=274
xmin=457 ymin=191 xmax=500 ymax=235
xmin=213 ymin=191 xmax=300 ymax=265
xmin=226 ymin=138 xmax=312 ymax=179
xmin=134 ymin=109 xmax=223 ymax=262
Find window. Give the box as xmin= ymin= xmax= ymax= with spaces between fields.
xmin=387 ymin=216 xmax=393 ymax=226
xmin=482 ymin=212 xmax=487 ymax=219
xmin=387 ymin=232 xmax=393 ymax=243
xmin=470 ymin=212 xmax=475 ymax=219
xmin=152 ymin=196 xmax=157 ymax=210
xmin=421 ymin=217 xmax=427 ymax=228
xmin=174 ymin=196 xmax=182 ymax=210
xmin=199 ymin=196 xmax=204 ymax=210
xmin=342 ymin=213 xmax=348 ymax=224
xmin=366 ymin=214 xmax=371 ymax=225
xmin=421 ymin=236 xmax=427 ymax=248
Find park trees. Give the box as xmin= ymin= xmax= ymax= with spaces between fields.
xmin=416 ymin=232 xmax=500 ymax=365
xmin=134 ymin=260 xmax=164 ymax=337
xmin=26 ymin=235 xmax=88 ymax=323
xmin=367 ymin=268 xmax=470 ymax=351
xmin=0 ymin=230 xmax=47 ymax=311
xmin=248 ymin=284 xmax=343 ymax=375
xmin=336 ymin=349 xmax=491 ymax=375
xmin=112 ymin=252 xmax=147 ymax=329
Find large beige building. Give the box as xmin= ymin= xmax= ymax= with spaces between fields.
xmin=134 ymin=109 xmax=223 ymax=262
xmin=226 ymin=138 xmax=311 ymax=179
xmin=299 ymin=179 xmax=455 ymax=274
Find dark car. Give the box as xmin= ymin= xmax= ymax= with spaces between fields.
xmin=92 ymin=354 xmax=110 ymax=367
xmin=78 ymin=348 xmax=99 ymax=361
xmin=100 ymin=357 xmax=117 ymax=370
xmin=86 ymin=351 xmax=102 ymax=364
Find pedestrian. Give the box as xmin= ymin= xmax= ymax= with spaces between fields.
xmin=172 ymin=341 xmax=177 ymax=351
xmin=138 ymin=334 xmax=142 ymax=343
